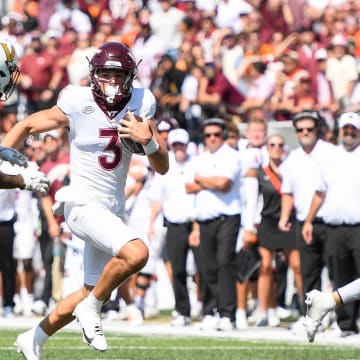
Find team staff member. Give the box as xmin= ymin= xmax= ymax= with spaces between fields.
xmin=186 ymin=117 xmax=242 ymax=332
xmin=243 ymin=134 xmax=302 ymax=327
xmin=278 ymin=110 xmax=337 ymax=318
xmin=302 ymin=112 xmax=360 ymax=338
xmin=2 ymin=42 xmax=168 ymax=359
xmin=149 ymin=128 xmax=200 ymax=327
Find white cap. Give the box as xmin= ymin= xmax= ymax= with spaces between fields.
xmin=338 ymin=112 xmax=360 ymax=129
xmin=331 ymin=34 xmax=348 ymax=47
xmin=41 ymin=129 xmax=60 ymax=140
xmin=315 ymin=48 xmax=327 ymax=60
xmin=168 ymin=128 xmax=189 ymax=146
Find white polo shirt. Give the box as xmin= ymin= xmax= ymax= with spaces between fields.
xmin=315 ymin=145 xmax=360 ymax=225
xmin=0 ymin=161 xmax=18 ymax=222
xmin=193 ymin=143 xmax=242 ymax=221
xmin=280 ymin=139 xmax=337 ymax=222
xmin=150 ymin=152 xmax=197 ymax=224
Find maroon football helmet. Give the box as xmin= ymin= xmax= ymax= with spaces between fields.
xmin=89 ymin=42 xmax=137 ymax=111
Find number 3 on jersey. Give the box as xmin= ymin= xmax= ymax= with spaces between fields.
xmin=99 ymin=128 xmax=122 ymax=170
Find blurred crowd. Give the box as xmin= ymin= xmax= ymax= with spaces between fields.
xmin=1 ymin=0 xmax=360 ymax=337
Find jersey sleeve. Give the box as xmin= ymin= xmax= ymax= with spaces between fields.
xmin=139 ymin=89 xmax=156 ymax=119
xmin=57 ymin=85 xmax=79 ymax=115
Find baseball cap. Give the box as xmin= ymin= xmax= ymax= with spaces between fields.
xmin=292 ymin=110 xmax=320 ymax=125
xmin=41 ymin=129 xmax=60 ymax=141
xmin=202 ymin=117 xmax=227 ymax=129
xmin=314 ymin=48 xmax=327 ymax=61
xmin=168 ymin=128 xmax=189 ymax=146
xmin=338 ymin=112 xmax=360 ymax=129
xmin=331 ymin=34 xmax=348 ymax=47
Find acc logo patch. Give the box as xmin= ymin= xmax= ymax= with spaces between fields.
xmin=82 ymin=106 xmax=95 ymax=114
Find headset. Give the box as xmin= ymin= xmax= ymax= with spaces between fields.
xmin=292 ymin=110 xmax=324 ymax=137
xmin=202 ymin=117 xmax=228 ymax=140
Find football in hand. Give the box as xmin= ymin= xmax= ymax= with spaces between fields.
xmin=120 ymin=113 xmax=145 ymax=155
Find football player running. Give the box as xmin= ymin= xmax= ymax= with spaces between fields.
xmin=2 ymin=42 xmax=168 ymax=359
xmin=0 ymin=39 xmax=49 ymax=194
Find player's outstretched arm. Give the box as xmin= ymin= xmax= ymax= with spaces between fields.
xmin=1 ymin=105 xmax=69 ymax=148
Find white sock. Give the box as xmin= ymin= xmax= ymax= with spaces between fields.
xmin=337 ymin=278 xmax=360 ymax=304
xmin=236 ymin=309 xmax=246 ymax=317
xmin=33 ymin=324 xmax=49 ymax=347
xmin=87 ymin=292 xmax=103 ymax=312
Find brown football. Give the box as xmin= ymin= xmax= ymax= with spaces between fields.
xmin=120 ymin=113 xmax=145 ymax=155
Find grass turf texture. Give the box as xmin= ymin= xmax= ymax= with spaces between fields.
xmin=1 ymin=329 xmax=360 ymax=360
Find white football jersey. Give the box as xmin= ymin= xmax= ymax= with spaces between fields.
xmin=57 ymin=85 xmax=156 ymax=217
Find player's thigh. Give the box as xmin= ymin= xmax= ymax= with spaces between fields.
xmin=83 ymin=242 xmax=112 ymax=286
xmin=64 ymin=202 xmax=139 ymax=255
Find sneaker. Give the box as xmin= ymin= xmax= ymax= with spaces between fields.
xmin=73 ymin=299 xmax=107 ymax=351
xmin=14 ymin=330 xmax=42 ymax=360
xmin=31 ymin=300 xmax=47 ymax=317
xmin=199 ymin=315 xmax=219 ymax=331
xmin=276 ymin=306 xmax=292 ymax=320
xmin=170 ymin=314 xmax=191 ymax=327
xmin=126 ymin=304 xmax=144 ymax=326
xmin=235 ymin=309 xmax=248 ymax=330
xmin=267 ymin=309 xmax=280 ymax=327
xmin=304 ymin=290 xmax=336 ymax=343
xmin=3 ymin=306 xmax=15 ymax=318
xmin=254 ymin=312 xmax=268 ymax=327
xmin=217 ymin=317 xmax=233 ymax=331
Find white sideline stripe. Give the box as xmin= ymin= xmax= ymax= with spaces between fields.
xmin=1 ymin=316 xmax=360 ymax=347
xmin=3 ymin=345 xmax=327 ymax=350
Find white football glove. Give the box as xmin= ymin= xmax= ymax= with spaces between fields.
xmin=0 ymin=146 xmax=28 ymax=167
xmin=22 ymin=168 xmax=50 ymax=195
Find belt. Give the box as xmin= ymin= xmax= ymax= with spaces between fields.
xmin=327 ymin=222 xmax=360 ymax=227
xmin=313 ymin=217 xmax=325 ymax=224
xmin=164 ymin=218 xmax=193 ymax=227
xmin=197 ymin=214 xmax=237 ymax=225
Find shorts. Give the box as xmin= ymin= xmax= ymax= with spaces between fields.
xmin=64 ymin=201 xmax=142 ymax=286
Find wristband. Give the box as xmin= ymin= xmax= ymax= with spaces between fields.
xmin=142 ymin=138 xmax=159 ymax=155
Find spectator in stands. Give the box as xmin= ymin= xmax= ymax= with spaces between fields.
xmin=67 ymin=33 xmax=95 ymax=86
xmin=18 ymin=36 xmax=60 ymax=115
xmin=253 ymin=0 xmax=294 ymax=44
xmin=131 ymin=19 xmax=166 ymax=89
xmin=149 ymin=0 xmax=185 ymax=58
xmin=46 ymin=0 xmax=92 ymax=38
xmin=196 ymin=62 xmax=245 ymax=119
xmin=150 ymin=55 xmax=186 ymax=125
xmin=269 ymin=50 xmax=309 ymax=121
xmin=326 ymin=34 xmax=358 ymax=108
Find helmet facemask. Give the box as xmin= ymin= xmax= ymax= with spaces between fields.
xmin=91 ymin=67 xmax=133 ymax=106
xmin=88 ymin=42 xmax=138 ymax=114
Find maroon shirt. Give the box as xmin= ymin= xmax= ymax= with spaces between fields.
xmin=259 ymin=0 xmax=289 ymax=44
xmin=20 ymin=50 xmax=57 ymax=99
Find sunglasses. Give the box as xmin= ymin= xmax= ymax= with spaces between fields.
xmin=295 ymin=127 xmax=315 ymax=133
xmin=269 ymin=143 xmax=284 ymax=148
xmin=204 ymin=132 xmax=222 ymax=138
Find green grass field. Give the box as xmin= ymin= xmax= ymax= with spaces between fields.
xmin=1 ymin=329 xmax=360 ymax=360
